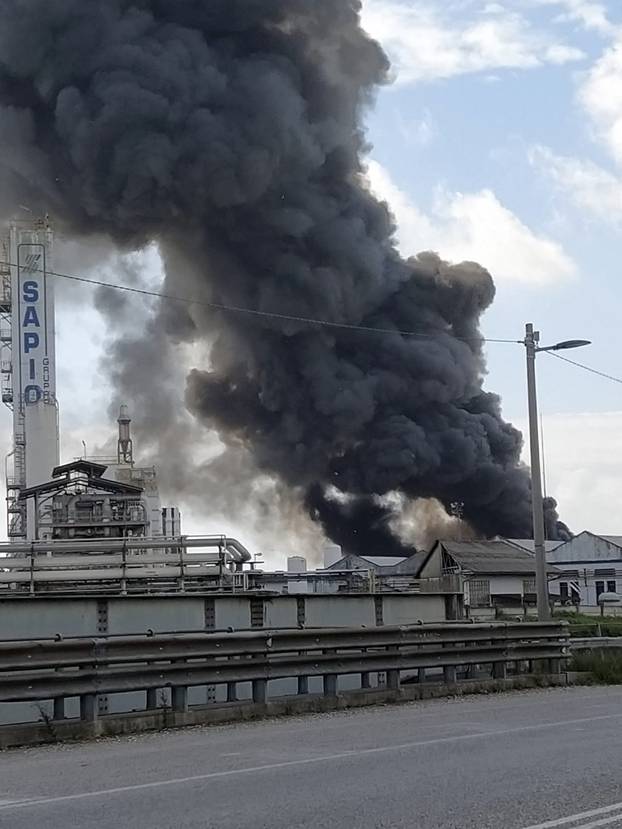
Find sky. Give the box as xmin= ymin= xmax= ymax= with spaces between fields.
xmin=1 ymin=0 xmax=622 ymax=552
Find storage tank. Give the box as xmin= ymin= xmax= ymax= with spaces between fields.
xmin=287 ymin=556 xmax=307 ymax=574
xmin=323 ymin=544 xmax=342 ymax=568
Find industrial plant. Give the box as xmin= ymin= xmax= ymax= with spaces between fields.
xmin=0 ymin=216 xmax=615 ymax=616
xmin=0 ymin=218 xmax=181 ymax=543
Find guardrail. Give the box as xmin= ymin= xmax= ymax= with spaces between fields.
xmin=566 ymin=621 xmax=622 ymax=638
xmin=0 ymin=622 xmax=569 ymax=725
xmin=569 ymin=636 xmax=622 ymax=651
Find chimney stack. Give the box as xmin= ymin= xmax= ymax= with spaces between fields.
xmin=117 ymin=404 xmax=133 ymax=465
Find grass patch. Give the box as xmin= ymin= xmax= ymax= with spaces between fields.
xmin=554 ymin=611 xmax=622 ymax=638
xmin=570 ymin=651 xmax=622 ymax=684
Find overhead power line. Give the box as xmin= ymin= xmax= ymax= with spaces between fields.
xmin=0 ymin=259 xmax=521 ymax=345
xmin=545 ymin=350 xmax=622 ymax=386
xmin=4 ymin=258 xmax=621 ymax=388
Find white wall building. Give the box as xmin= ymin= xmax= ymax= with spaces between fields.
xmin=547 ymin=531 xmax=622 ymax=608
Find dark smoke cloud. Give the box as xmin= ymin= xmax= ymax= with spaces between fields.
xmin=544 ymin=497 xmax=572 ymax=543
xmin=0 ymin=0 xmax=569 ymax=554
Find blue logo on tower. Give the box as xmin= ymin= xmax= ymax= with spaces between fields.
xmin=20 ymin=261 xmax=50 ymax=405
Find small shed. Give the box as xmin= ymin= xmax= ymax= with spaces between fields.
xmin=419 ymin=540 xmax=559 ymax=616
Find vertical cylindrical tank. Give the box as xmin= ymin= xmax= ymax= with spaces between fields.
xmin=118 ymin=404 xmax=131 ymax=442
xmin=287 ymin=556 xmax=307 ymax=574
xmin=117 ymin=404 xmax=133 ymax=464
xmin=323 ymin=544 xmax=343 ymax=569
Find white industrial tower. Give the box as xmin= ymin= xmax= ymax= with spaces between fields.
xmin=1 ymin=218 xmax=60 ymax=540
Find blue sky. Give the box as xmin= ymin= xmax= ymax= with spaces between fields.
xmin=361 ymin=0 xmax=622 ymax=533
xmin=1 ymin=0 xmax=621 ymax=549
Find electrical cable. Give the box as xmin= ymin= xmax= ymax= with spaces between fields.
xmin=0 ymin=259 xmax=522 ymax=345
xmin=544 ymin=350 xmax=622 ymax=386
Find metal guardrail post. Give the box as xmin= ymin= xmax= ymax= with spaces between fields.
xmin=323 ymin=674 xmax=338 ymax=697
xmin=443 ymin=665 xmax=457 ymax=683
xmin=172 ymin=686 xmax=188 ymax=713
xmin=80 ymin=694 xmax=98 ymax=723
xmin=227 ymin=682 xmax=237 ymax=703
xmin=386 ymin=669 xmax=400 ymax=691
xmin=493 ymin=661 xmax=507 ymax=680
xmin=323 ymin=647 xmax=338 ymax=697
xmin=386 ymin=638 xmax=400 ymax=690
xmin=361 ymin=672 xmax=371 ymax=689
xmin=297 ymin=676 xmax=309 ymax=695
xmin=146 ymin=689 xmax=158 ymax=710
xmin=252 ymin=679 xmax=267 ymax=704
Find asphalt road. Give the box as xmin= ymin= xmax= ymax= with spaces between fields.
xmin=1 ymin=687 xmax=622 ymax=828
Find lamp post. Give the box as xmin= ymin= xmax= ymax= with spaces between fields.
xmin=524 ymin=325 xmax=591 ymax=621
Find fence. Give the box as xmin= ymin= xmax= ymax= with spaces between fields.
xmin=0 ymin=622 xmax=568 ymax=726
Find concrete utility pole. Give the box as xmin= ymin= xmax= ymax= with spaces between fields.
xmin=524 ymin=324 xmax=591 ymax=622
xmin=524 ymin=324 xmax=549 ymax=621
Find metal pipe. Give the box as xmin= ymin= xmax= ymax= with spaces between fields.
xmin=223 ymin=538 xmax=252 ymax=564
xmin=0 ymin=535 xmax=250 ymax=557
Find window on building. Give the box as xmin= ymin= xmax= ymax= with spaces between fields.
xmin=469 ymin=579 xmax=491 ymax=608
xmin=607 ymin=580 xmax=617 ymax=594
xmin=559 ymin=582 xmax=569 ymax=600
xmin=595 ymin=581 xmax=605 ymax=599
xmin=523 ymin=578 xmax=536 ymax=594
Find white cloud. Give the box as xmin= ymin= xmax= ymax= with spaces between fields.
xmin=532 ymin=0 xmax=613 ymax=35
xmin=530 ymin=145 xmax=622 ymax=225
xmin=366 ymin=159 xmax=577 ymax=285
xmin=524 ymin=5 xmax=622 ymax=230
xmin=533 ymin=29 xmax=622 ymax=224
xmin=515 ymin=411 xmax=622 ymax=534
xmin=361 ymin=0 xmax=585 ymax=84
xmin=579 ymin=39 xmax=622 ymax=166
xmin=545 ymin=43 xmax=588 ymax=63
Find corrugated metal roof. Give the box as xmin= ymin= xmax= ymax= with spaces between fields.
xmin=359 ymin=555 xmax=407 ymax=568
xmin=439 ymin=541 xmax=556 ymax=575
xmin=506 ymin=539 xmax=565 ymax=553
xmin=394 ymin=552 xmax=427 ymax=575
xmin=601 ymin=536 xmax=622 ymax=548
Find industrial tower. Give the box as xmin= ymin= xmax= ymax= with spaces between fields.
xmin=1 ymin=218 xmax=60 ymax=540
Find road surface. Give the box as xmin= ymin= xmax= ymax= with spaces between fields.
xmin=0 ymin=687 xmax=622 ymax=828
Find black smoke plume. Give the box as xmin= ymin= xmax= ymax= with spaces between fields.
xmin=0 ymin=0 xmax=569 ymax=553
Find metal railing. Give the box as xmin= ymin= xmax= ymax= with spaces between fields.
xmin=0 ymin=622 xmax=568 ymax=723
xmin=0 ymin=549 xmax=227 ymax=595
xmin=0 ymin=536 xmax=256 ymax=595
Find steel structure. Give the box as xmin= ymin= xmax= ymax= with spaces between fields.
xmin=0 ymin=534 xmax=253 ymax=595
xmin=2 ymin=218 xmax=60 ymax=541
xmin=0 ymin=216 xmax=180 ymax=543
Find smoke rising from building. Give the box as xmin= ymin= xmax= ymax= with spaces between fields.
xmin=0 ymin=0 xmax=569 ymax=553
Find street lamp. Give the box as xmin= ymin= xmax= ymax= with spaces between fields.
xmin=524 ymin=324 xmax=591 ymax=621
